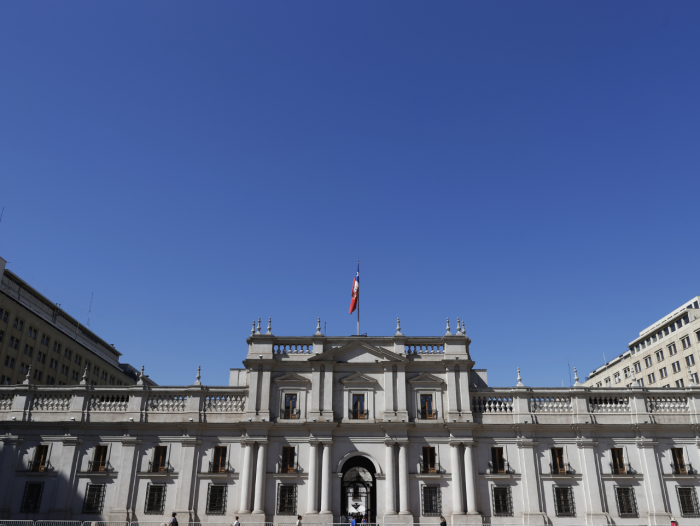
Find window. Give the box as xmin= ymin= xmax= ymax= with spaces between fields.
xmin=644 ymin=357 xmax=652 ymax=368
xmin=604 ymin=377 xmax=611 ymax=387
xmin=692 ymin=373 xmax=699 ymax=384
xmin=656 ymin=350 xmax=665 ymax=362
xmin=0 ymin=375 xmax=8 ymax=385
xmin=0 ymin=330 xmax=4 ymax=342
xmin=553 ymin=486 xmax=575 ymax=517
xmin=33 ymin=369 xmax=42 ymax=381
xmin=677 ymin=379 xmax=685 ymax=388
xmin=24 ymin=344 xmax=33 ymax=357
xmin=75 ymin=354 xmax=82 ymax=365
xmin=151 ymin=446 xmax=168 ymax=472
xmin=27 ymin=326 xmax=37 ymax=339
xmin=422 ymin=485 xmax=441 ymax=516
xmin=46 ymin=375 xmax=55 ymax=385
xmin=63 ymin=348 xmax=70 ymax=359
xmin=633 ymin=362 xmax=641 ymax=373
xmin=673 ymin=361 xmax=682 ymax=373
xmin=682 ymin=336 xmax=691 ymax=349
xmin=9 ymin=336 xmax=19 ymax=349
xmin=41 ymin=334 xmax=49 ymax=346
xmin=0 ymin=308 xmax=8 ymax=322
xmin=31 ymin=445 xmax=49 ymax=472
xmin=492 ymin=486 xmax=512 ymax=516
xmin=281 ymin=447 xmax=296 ymax=473
xmin=352 ymin=394 xmax=366 ymax=419
xmin=491 ymin=447 xmax=505 ymax=474
xmin=144 ymin=483 xmax=166 ymax=514
xmin=19 ymin=362 xmax=27 ymax=374
xmin=284 ymin=393 xmax=298 ymax=419
xmin=37 ymin=351 xmax=45 ymax=364
xmin=20 ymin=482 xmax=43 ymax=512
xmin=672 ymin=323 xmax=677 ymax=333
xmin=211 ymin=446 xmax=227 ymax=473
xmin=206 ymin=484 xmax=227 ymax=515
xmin=551 ymin=447 xmax=566 ymax=474
xmin=615 ymin=487 xmax=638 ymax=517
xmin=677 ymin=487 xmax=700 ymax=518
xmin=422 ymin=447 xmax=437 ymax=473
xmin=672 ymin=448 xmax=687 ymax=474
xmin=687 ymin=355 xmax=696 ymax=367
xmin=669 ymin=343 xmax=678 ymax=356
xmin=93 ymin=365 xmax=100 ymax=375
xmin=83 ymin=484 xmax=106 ymax=513
xmin=4 ymin=356 xmax=15 ymax=369
xmin=277 ymin=484 xmax=297 ymax=515
xmin=14 ymin=317 xmax=24 ymax=330
xmin=648 ymin=373 xmax=656 ymax=384
xmin=638 ymin=378 xmax=644 ymax=387
xmin=611 ymin=448 xmax=625 ymax=474
xmin=614 ymin=372 xmax=621 ymax=384
xmin=420 ymin=394 xmax=435 ymax=419
xmin=697 ymin=331 xmax=700 ymax=343
xmin=660 ymin=367 xmax=668 ymax=379
xmin=92 ymin=446 xmax=108 ymax=472
xmin=623 ymin=367 xmax=631 ymax=378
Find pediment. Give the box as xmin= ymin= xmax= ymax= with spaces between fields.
xmin=273 ymin=372 xmax=311 ymax=384
xmin=408 ymin=372 xmax=445 ymax=385
xmin=340 ymin=372 xmax=379 ymax=385
xmin=309 ymin=339 xmax=407 ymax=363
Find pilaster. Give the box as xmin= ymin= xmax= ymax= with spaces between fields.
xmin=173 ymin=437 xmax=201 ymax=522
xmin=517 ymin=437 xmax=547 ymax=525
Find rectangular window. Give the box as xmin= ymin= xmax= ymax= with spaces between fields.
xmin=615 ymin=487 xmax=638 ymax=517
xmin=277 ymin=484 xmax=297 ymax=515
xmin=144 ymin=483 xmax=166 ymax=514
xmin=281 ymin=447 xmax=296 ymax=473
xmin=92 ymin=445 xmax=108 ymax=472
xmin=633 ymin=362 xmax=641 ymax=373
xmin=352 ymin=394 xmax=365 ymax=419
xmin=677 ymin=487 xmax=700 ymax=518
xmin=686 ymin=355 xmax=695 ymax=367
xmin=551 ymin=447 xmax=565 ymax=474
xmin=614 ymin=372 xmax=621 ymax=383
xmin=673 ymin=361 xmax=682 ymax=373
xmin=656 ymin=350 xmax=665 ymax=362
xmin=648 ymin=373 xmax=656 ymax=384
xmin=696 ymin=331 xmax=700 ymax=343
xmin=83 ymin=483 xmax=106 ymax=513
xmin=669 ymin=343 xmax=678 ymax=355
xmin=491 ymin=447 xmax=505 ymax=474
xmin=31 ymin=445 xmax=49 ymax=472
xmin=644 ymin=357 xmax=653 ymax=368
xmin=14 ymin=317 xmax=24 ymax=330
xmin=27 ymin=326 xmax=37 ymax=339
xmin=284 ymin=393 xmax=297 ymax=419
xmin=4 ymin=356 xmax=15 ymax=369
xmin=206 ymin=484 xmax=227 ymax=515
xmin=420 ymin=394 xmax=435 ymax=419
xmin=492 ymin=486 xmax=512 ymax=516
xmin=422 ymin=485 xmax=441 ymax=516
xmin=554 ymin=486 xmax=575 ymax=517
xmin=639 ymin=378 xmax=644 ymax=387
xmin=211 ymin=446 xmax=227 ymax=473
xmin=660 ymin=367 xmax=668 ymax=379
xmin=677 ymin=379 xmax=685 ymax=388
xmin=0 ymin=308 xmax=7 ymax=322
xmin=682 ymin=336 xmax=691 ymax=349
xmin=20 ymin=482 xmax=44 ymax=512
xmin=9 ymin=336 xmax=19 ymax=350
xmin=422 ymin=446 xmax=437 ymax=473
xmin=672 ymin=448 xmax=687 ymax=474
xmin=152 ymin=446 xmax=168 ymax=472
xmin=611 ymin=448 xmax=625 ymax=474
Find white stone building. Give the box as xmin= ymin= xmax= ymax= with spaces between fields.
xmin=1 ymin=318 xmax=700 ymax=525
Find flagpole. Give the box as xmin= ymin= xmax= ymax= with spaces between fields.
xmin=357 ymin=260 xmax=360 ymax=336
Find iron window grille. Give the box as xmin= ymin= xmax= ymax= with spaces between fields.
xmin=20 ymin=482 xmax=44 ymax=513
xmin=420 ymin=462 xmax=444 ymax=474
xmin=492 ymin=485 xmax=513 ymax=516
xmin=27 ymin=460 xmax=52 ymax=472
xmin=549 ymin=462 xmax=575 ymax=475
xmin=83 ymin=484 xmax=106 ymax=514
xmin=609 ymin=461 xmax=636 ymax=475
xmin=148 ymin=460 xmax=174 ymax=473
xmin=422 ymin=485 xmax=441 ymax=516
xmin=209 ymin=460 xmax=233 ymax=474
xmin=614 ymin=486 xmax=638 ymax=518
xmin=677 ymin=487 xmax=700 ymax=518
xmin=487 ymin=460 xmax=515 ymax=474
xmin=277 ymin=484 xmax=297 ymax=515
xmin=206 ymin=484 xmax=227 ymax=515
xmin=553 ymin=486 xmax=575 ymax=517
xmin=89 ymin=460 xmax=112 ymax=473
xmin=144 ymin=483 xmax=167 ymax=514
xmin=672 ymin=461 xmax=696 ymax=475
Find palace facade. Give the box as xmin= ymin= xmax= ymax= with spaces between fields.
xmin=1 ymin=319 xmax=699 ymax=525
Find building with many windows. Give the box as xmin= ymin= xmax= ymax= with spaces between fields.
xmin=585 ymin=297 xmax=700 ymax=389
xmin=2 ymin=318 xmax=700 ymax=525
xmin=0 ymin=257 xmax=152 ymax=388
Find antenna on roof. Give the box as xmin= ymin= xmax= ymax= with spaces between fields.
xmin=0 ymin=207 xmax=4 ymax=224
xmin=568 ymin=358 xmax=572 ymax=386
xmin=87 ymin=292 xmax=94 ymax=328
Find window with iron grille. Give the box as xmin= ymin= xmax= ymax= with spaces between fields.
xmin=615 ymin=487 xmax=638 ymax=517
xmin=492 ymin=485 xmax=513 ymax=516
xmin=83 ymin=484 xmax=106 ymax=514
xmin=206 ymin=484 xmax=227 ymax=515
xmin=144 ymin=483 xmax=166 ymax=514
xmin=20 ymin=482 xmax=44 ymax=512
xmin=553 ymin=486 xmax=575 ymax=517
xmin=277 ymin=484 xmax=297 ymax=515
xmin=677 ymin=487 xmax=700 ymax=517
xmin=422 ymin=485 xmax=441 ymax=516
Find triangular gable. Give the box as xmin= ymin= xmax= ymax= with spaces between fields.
xmin=408 ymin=372 xmax=445 ymax=385
xmin=273 ymin=372 xmax=311 ymax=384
xmin=340 ymin=372 xmax=379 ymax=385
xmin=309 ymin=339 xmax=407 ymax=363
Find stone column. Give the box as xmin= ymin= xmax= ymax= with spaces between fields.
xmin=398 ymin=441 xmax=410 ymax=515
xmin=253 ymin=441 xmax=268 ymax=514
xmin=174 ymin=438 xmax=201 ymax=522
xmin=307 ymin=441 xmax=319 ymax=514
xmin=320 ymin=442 xmax=333 ymax=515
xmin=108 ymin=438 xmax=140 ymax=521
xmin=239 ymin=442 xmax=254 ymax=513
xmin=464 ymin=442 xmax=479 ymax=516
xmin=577 ymin=439 xmax=609 ymax=525
xmin=450 ymin=443 xmax=464 ymax=517
xmin=51 ymin=436 xmax=82 ymax=518
xmin=518 ymin=438 xmax=547 ymax=525
xmin=383 ymin=367 xmax=395 ymax=419
xmin=0 ymin=436 xmax=23 ymax=517
xmin=385 ymin=442 xmax=396 ymax=515
xmin=396 ymin=367 xmax=408 ymax=420
xmin=638 ymin=439 xmax=671 ymax=525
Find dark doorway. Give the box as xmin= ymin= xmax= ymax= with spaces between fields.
xmin=341 ymin=456 xmax=376 ymax=522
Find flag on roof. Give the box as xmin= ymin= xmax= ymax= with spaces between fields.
xmin=349 ymin=263 xmax=359 ymax=314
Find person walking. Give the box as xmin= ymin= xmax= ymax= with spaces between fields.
xmin=296 ymin=515 xmax=302 ymax=526
xmin=234 ymin=517 xmax=240 ymax=526
xmin=351 ymin=516 xmax=357 ymax=526
xmin=440 ymin=516 xmax=447 ymax=526
xmin=167 ymin=513 xmax=178 ymax=526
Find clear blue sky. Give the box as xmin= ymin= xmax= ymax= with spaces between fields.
xmin=1 ymin=2 xmax=699 ymax=387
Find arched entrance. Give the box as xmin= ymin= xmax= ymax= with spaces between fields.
xmin=340 ymin=456 xmax=377 ymax=522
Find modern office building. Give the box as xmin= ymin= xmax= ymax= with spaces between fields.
xmin=1 ymin=319 xmax=699 ymax=525
xmin=0 ymin=256 xmax=151 ymax=387
xmin=585 ymin=297 xmax=700 ymax=389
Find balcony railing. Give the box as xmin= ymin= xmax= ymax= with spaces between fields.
xmin=209 ymin=461 xmax=233 ymax=474
xmin=418 ymin=410 xmax=439 ymax=420
xmin=487 ymin=460 xmax=515 ymax=475
xmin=550 ymin=462 xmax=575 ymax=475
xmin=27 ymin=460 xmax=52 ymax=472
xmin=276 ymin=460 xmax=301 ymax=473
xmin=672 ymin=462 xmax=695 ymax=475
xmin=349 ymin=409 xmax=370 ymax=420
xmin=149 ymin=461 xmax=174 ymax=473
xmin=280 ymin=408 xmax=301 ymax=420
xmin=419 ymin=462 xmax=444 ymax=474
xmin=89 ymin=460 xmax=112 ymax=473
xmin=609 ymin=462 xmax=637 ymax=475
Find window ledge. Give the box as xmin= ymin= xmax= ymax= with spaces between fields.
xmin=479 ymin=473 xmax=521 ymax=480
xmin=272 ymin=472 xmax=308 ymax=479
xmin=197 ymin=472 xmax=239 ymax=479
xmin=539 ymin=473 xmax=582 ymax=481
xmin=136 ymin=472 xmax=179 ymax=478
xmin=662 ymin=473 xmax=698 ymax=480
xmin=76 ymin=471 xmax=119 ymax=477
xmin=601 ymin=473 xmax=643 ymax=480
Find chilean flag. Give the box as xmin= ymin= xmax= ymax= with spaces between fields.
xmin=349 ymin=264 xmax=359 ymax=314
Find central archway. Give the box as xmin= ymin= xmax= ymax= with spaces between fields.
xmin=340 ymin=455 xmax=377 ymax=523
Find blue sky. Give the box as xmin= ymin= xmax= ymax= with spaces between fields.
xmin=1 ymin=2 xmax=699 ymax=387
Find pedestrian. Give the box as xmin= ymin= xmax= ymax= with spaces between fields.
xmin=440 ymin=516 xmax=447 ymax=526
xmin=671 ymin=518 xmax=678 ymax=526
xmin=296 ymin=515 xmax=302 ymax=526
xmin=234 ymin=517 xmax=240 ymax=526
xmin=351 ymin=516 xmax=357 ymax=526
xmin=361 ymin=516 xmax=367 ymax=524
xmin=167 ymin=513 xmax=178 ymax=526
